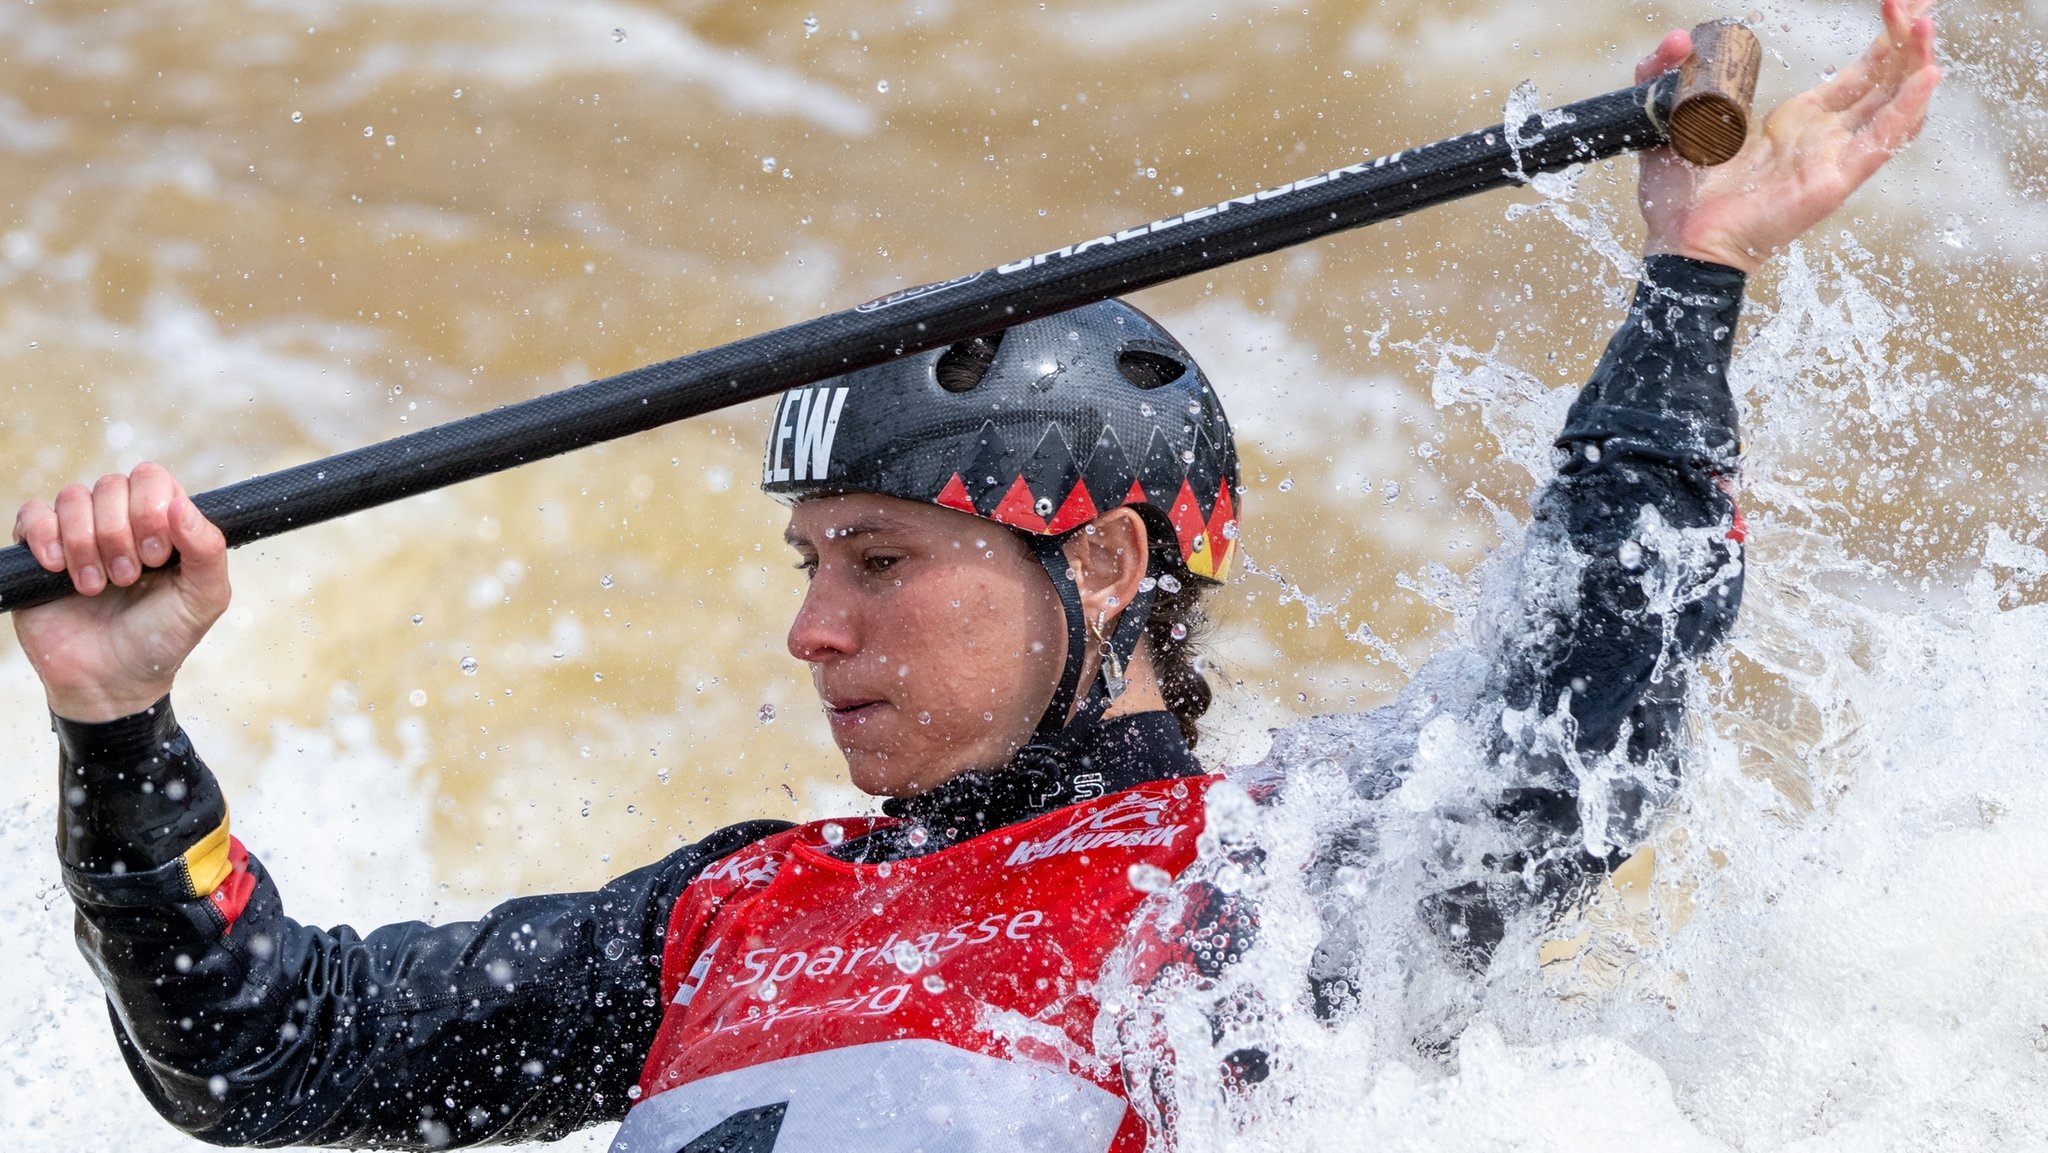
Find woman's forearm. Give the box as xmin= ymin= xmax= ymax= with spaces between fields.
xmin=56 ymin=700 xmax=788 ymax=1147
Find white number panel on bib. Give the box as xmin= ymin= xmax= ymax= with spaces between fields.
xmin=610 ymin=1039 xmax=1125 ymax=1153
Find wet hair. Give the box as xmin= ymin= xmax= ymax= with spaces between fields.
xmin=1141 ymin=530 xmax=1214 ymax=750
xmin=935 ymin=333 xmax=1004 ymax=392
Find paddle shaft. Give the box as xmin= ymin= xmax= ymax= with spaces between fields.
xmin=0 ymin=24 xmax=1761 ymax=614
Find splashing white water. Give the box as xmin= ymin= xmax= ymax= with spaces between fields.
xmin=1118 ymin=213 xmax=2048 ymax=1149
xmin=5 ymin=0 xmax=2044 ymax=1147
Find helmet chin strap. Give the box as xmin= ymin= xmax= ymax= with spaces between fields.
xmin=1025 ymin=532 xmax=1158 ymax=744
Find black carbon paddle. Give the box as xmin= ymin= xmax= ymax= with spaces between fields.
xmin=0 ymin=20 xmax=1760 ymax=613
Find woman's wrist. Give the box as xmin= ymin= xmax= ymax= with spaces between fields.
xmin=47 ymin=683 xmax=177 ymax=726
xmin=1643 ymin=237 xmax=1763 ymax=277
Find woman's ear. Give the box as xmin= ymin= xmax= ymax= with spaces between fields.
xmin=1064 ymin=507 xmax=1150 ymax=628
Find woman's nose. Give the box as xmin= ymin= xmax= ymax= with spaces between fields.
xmin=787 ymin=575 xmax=858 ymax=662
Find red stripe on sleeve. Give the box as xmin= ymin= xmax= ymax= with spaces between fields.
xmin=208 ymin=836 xmax=256 ymax=931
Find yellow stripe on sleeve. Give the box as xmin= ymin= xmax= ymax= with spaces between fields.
xmin=180 ymin=808 xmax=233 ymax=899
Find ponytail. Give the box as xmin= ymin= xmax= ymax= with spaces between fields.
xmin=1143 ymin=535 xmax=1214 ymax=749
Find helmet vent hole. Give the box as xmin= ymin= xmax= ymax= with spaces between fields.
xmin=936 ymin=332 xmax=1005 ymax=393
xmin=1118 ymin=350 xmax=1184 ymax=390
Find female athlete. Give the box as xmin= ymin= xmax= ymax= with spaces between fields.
xmin=12 ymin=8 xmax=1937 ymax=1150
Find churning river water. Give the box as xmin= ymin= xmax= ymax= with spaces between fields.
xmin=3 ymin=0 xmax=2046 ymax=1148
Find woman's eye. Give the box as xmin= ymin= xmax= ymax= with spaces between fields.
xmin=865 ymin=554 xmax=901 ymax=574
xmin=793 ymin=558 xmax=818 ymax=578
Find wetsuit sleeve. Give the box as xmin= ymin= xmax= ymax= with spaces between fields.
xmin=54 ymin=698 xmax=792 ymax=1148
xmin=1426 ymin=254 xmax=1748 ymax=960
xmin=1236 ymin=258 xmax=1749 ymax=1021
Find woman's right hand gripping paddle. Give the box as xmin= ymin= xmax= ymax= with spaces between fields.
xmin=12 ymin=462 xmax=230 ymax=723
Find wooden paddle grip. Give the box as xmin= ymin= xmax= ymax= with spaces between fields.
xmin=1671 ymin=20 xmax=1762 ymax=165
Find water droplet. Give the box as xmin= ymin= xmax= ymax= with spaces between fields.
xmin=1127 ymin=863 xmax=1170 ymax=892
xmin=876 ymin=79 xmax=890 ymax=93
xmin=612 ymin=27 xmax=628 ymax=42
xmin=821 ymin=822 xmax=846 ymax=845
xmin=1170 ymin=622 xmax=1189 ymax=641
xmin=907 ymin=825 xmax=930 ymax=847
xmin=363 ymin=125 xmax=375 ymax=137
xmin=290 ymin=110 xmax=303 ymax=123
xmin=917 ymin=711 xmax=933 ymax=725
xmin=460 ymin=656 xmax=479 ymax=676
xmin=1617 ymin=540 xmax=1645 ymax=571
xmin=1158 ymin=574 xmax=1182 ymax=594
xmin=892 ymin=941 xmax=922 ymax=973
xmin=408 ymin=689 xmax=427 ymax=707
xmin=758 ymin=703 xmax=777 ymax=724
xmin=758 ymin=980 xmax=778 ymax=1002
xmin=761 ymin=155 xmax=778 ymax=172
xmin=1139 ymin=402 xmax=1155 ymax=418
xmin=385 ymin=134 xmax=396 ymax=146
xmin=410 ymin=613 xmax=423 ymax=625
xmin=453 ymin=88 xmax=463 ymax=98
xmin=876 ymin=861 xmax=893 ymax=878
xmin=1822 ymin=64 xmax=1838 ymax=79
xmin=803 ymin=15 xmax=819 ymax=35
xmin=599 ymin=574 xmax=614 ymax=588
xmin=922 ymin=974 xmax=947 ymax=993
xmin=1277 ymin=477 xmax=1295 ymax=492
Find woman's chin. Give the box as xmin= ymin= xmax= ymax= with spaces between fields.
xmin=842 ymin=750 xmax=925 ymax=798
xmin=830 ymin=713 xmax=1026 ymax=797
xmin=840 ymin=743 xmax=979 ymax=799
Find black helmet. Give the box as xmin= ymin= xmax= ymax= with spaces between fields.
xmin=760 ymin=298 xmax=1239 ymax=751
xmin=760 ymin=298 xmax=1240 ymax=583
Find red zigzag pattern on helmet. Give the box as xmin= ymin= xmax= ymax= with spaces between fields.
xmin=932 ymin=472 xmax=1235 ymax=577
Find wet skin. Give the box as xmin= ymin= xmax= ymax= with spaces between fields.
xmin=783 ymin=493 xmax=1159 ymax=797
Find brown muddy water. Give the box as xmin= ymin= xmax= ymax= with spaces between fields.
xmin=2 ymin=1 xmax=2045 ymax=1146
xmin=3 ymin=0 xmax=2041 ymax=908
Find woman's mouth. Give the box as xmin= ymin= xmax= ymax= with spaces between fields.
xmin=823 ymin=697 xmax=886 ymax=728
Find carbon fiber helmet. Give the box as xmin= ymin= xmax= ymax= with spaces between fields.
xmin=759 ymin=298 xmax=1240 ymax=583
xmin=761 ymin=298 xmax=1239 ymax=750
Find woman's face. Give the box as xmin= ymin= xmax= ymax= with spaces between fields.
xmin=784 ymin=493 xmax=1067 ymax=796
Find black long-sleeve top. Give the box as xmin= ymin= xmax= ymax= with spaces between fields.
xmin=50 ymin=255 xmax=1747 ymax=1147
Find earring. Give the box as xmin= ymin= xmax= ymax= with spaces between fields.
xmin=1091 ymin=608 xmax=1127 ymax=694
